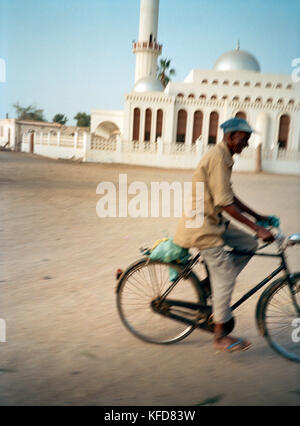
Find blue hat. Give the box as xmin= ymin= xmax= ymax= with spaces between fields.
xmin=220 ymin=117 xmax=253 ymax=134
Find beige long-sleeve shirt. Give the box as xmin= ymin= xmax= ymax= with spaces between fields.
xmin=173 ymin=140 xmax=235 ymax=249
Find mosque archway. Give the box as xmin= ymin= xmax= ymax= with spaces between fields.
xmin=235 ymin=111 xmax=247 ymax=119
xmin=176 ymin=109 xmax=187 ymax=142
xmin=192 ymin=110 xmax=203 ymax=143
xmin=156 ymin=109 xmax=163 ymax=139
xmin=208 ymin=111 xmax=219 ymax=144
xmin=277 ymin=114 xmax=290 ymax=149
xmin=95 ymin=121 xmax=120 ymax=140
xmin=144 ymin=108 xmax=152 ymax=141
xmin=132 ymin=108 xmax=140 ymax=141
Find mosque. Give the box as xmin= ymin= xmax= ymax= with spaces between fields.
xmin=90 ymin=0 xmax=300 ymax=172
xmin=4 ymin=0 xmax=299 ymax=173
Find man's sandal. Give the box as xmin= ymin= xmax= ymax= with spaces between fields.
xmin=215 ymin=338 xmax=252 ymax=354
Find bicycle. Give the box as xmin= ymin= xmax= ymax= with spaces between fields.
xmin=116 ymin=228 xmax=300 ymax=363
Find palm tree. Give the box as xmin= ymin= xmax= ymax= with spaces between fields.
xmin=157 ymin=58 xmax=176 ymax=88
xmin=13 ymin=102 xmax=45 ymax=121
xmin=74 ymin=112 xmax=90 ymax=128
xmin=53 ymin=113 xmax=68 ymax=125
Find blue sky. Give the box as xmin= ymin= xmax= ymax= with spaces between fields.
xmin=0 ymin=0 xmax=299 ymax=125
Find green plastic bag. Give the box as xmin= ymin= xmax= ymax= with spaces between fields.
xmin=149 ymin=238 xmax=190 ymax=282
xmin=256 ymin=215 xmax=280 ymax=228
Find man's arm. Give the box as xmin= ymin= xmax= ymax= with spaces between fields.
xmin=233 ymin=195 xmax=268 ymax=222
xmin=223 ymin=203 xmax=274 ymax=242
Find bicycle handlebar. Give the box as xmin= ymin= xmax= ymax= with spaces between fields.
xmin=255 ymin=226 xmax=285 ymax=251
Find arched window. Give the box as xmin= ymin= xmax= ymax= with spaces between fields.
xmin=233 ymin=81 xmax=240 ymax=86
xmin=276 ymin=83 xmax=282 ymax=89
xmin=244 ymin=96 xmax=251 ymax=102
xmin=233 ymin=96 xmax=239 ymax=102
xmin=255 ymin=97 xmax=262 ymax=103
xmin=212 ymin=80 xmax=218 ymax=85
xmin=176 ymin=109 xmax=187 ymax=143
xmin=132 ymin=108 xmax=140 ymax=141
xmin=176 ymin=93 xmax=184 ymax=98
xmin=208 ymin=111 xmax=219 ymax=144
xmin=222 ymin=95 xmax=228 ymax=100
xmin=255 ymin=82 xmax=261 ymax=87
xmin=266 ymin=98 xmax=273 ymax=103
xmin=244 ymin=81 xmax=250 ymax=87
xmin=223 ymin=80 xmax=229 ymax=85
xmin=277 ymin=114 xmax=290 ymax=149
xmin=277 ymin=98 xmax=284 ymax=104
xmin=192 ymin=110 xmax=203 ymax=143
xmin=235 ymin=111 xmax=246 ymax=119
xmin=201 ymin=79 xmax=208 ymax=84
xmin=188 ymin=94 xmax=195 ymax=99
xmin=210 ymin=95 xmax=217 ymax=100
xmin=286 ymin=84 xmax=292 ymax=89
xmin=144 ymin=108 xmax=152 ymax=141
xmin=288 ymin=99 xmax=295 ymax=105
xmin=199 ymin=94 xmax=206 ymax=100
xmin=156 ymin=109 xmax=163 ymax=139
xmin=266 ymin=82 xmax=272 ymax=88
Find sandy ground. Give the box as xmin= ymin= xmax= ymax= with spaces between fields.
xmin=0 ymin=151 xmax=299 ymax=406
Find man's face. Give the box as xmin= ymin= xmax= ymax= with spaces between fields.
xmin=228 ymin=131 xmax=251 ymax=154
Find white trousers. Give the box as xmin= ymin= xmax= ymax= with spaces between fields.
xmin=200 ymin=223 xmax=258 ymax=323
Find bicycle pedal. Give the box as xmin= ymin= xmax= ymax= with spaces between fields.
xmin=196 ymin=314 xmax=207 ymax=325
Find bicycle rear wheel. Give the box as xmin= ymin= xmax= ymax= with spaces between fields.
xmin=256 ymin=272 xmax=300 ymax=363
xmin=116 ymin=258 xmax=206 ymax=344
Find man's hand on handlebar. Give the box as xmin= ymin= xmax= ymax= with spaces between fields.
xmin=256 ymin=214 xmax=270 ymax=223
xmin=255 ymin=226 xmax=275 ymax=242
xmin=256 ymin=215 xmax=280 ymax=229
xmin=222 ymin=205 xmax=278 ymax=243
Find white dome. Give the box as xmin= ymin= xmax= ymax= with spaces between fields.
xmin=214 ymin=48 xmax=261 ymax=72
xmin=134 ymin=76 xmax=164 ymax=92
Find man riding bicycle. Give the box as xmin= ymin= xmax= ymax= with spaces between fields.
xmin=173 ymin=117 xmax=275 ymax=353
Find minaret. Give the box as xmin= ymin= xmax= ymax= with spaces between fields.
xmin=133 ymin=0 xmax=162 ymax=83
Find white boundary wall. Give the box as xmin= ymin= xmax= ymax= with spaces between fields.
xmin=21 ymin=132 xmax=300 ymax=175
xmin=22 ymin=131 xmax=87 ymax=160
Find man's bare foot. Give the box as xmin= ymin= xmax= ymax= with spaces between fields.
xmin=214 ymin=335 xmax=251 ymax=353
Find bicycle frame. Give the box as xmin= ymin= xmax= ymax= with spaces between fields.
xmin=230 ymin=249 xmax=291 ymax=312
xmin=157 ymin=244 xmax=299 ymax=327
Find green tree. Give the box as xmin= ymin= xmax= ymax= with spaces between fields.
xmin=13 ymin=102 xmax=45 ymax=121
xmin=157 ymin=58 xmax=176 ymax=88
xmin=53 ymin=113 xmax=68 ymax=125
xmin=74 ymin=112 xmax=91 ymax=127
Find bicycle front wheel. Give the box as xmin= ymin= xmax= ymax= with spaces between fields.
xmin=256 ymin=272 xmax=300 ymax=363
xmin=116 ymin=258 xmax=206 ymax=345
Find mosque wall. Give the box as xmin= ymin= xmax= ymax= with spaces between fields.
xmin=91 ymin=109 xmax=124 ymax=136
xmin=20 ymin=125 xmax=300 ymax=174
xmin=121 ymin=90 xmax=299 ymax=155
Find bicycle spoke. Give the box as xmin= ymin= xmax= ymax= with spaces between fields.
xmin=117 ymin=260 xmax=204 ymax=344
xmin=262 ymin=276 xmax=300 ymax=363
